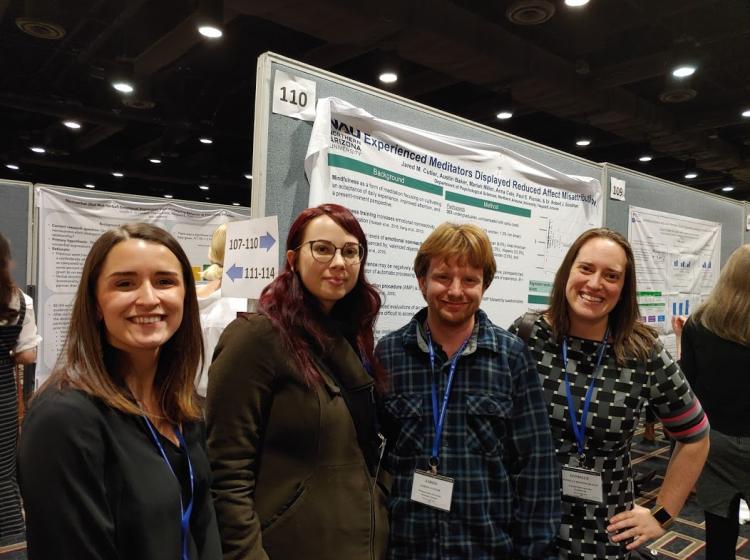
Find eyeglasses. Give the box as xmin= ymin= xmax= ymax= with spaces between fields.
xmin=296 ymin=239 xmax=365 ymax=265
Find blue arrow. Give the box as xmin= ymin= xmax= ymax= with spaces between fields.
xmin=259 ymin=232 xmax=276 ymax=252
xmin=226 ymin=263 xmax=243 ymax=282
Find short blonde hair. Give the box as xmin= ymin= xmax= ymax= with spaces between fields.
xmin=414 ymin=222 xmax=496 ymax=289
xmin=202 ymin=223 xmax=227 ymax=281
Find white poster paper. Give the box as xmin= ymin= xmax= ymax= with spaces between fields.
xmin=628 ymin=205 xmax=720 ymax=335
xmin=304 ymin=98 xmax=603 ymax=336
xmin=35 ymin=187 xmax=248 ymax=383
xmin=222 ymin=216 xmax=280 ymax=299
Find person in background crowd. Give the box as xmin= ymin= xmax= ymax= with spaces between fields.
xmin=0 ymin=233 xmax=40 ymax=556
xmin=510 ymin=227 xmax=709 ymax=560
xmin=195 ymin=222 xmax=246 ymax=397
xmin=206 ymin=203 xmax=388 ymax=560
xmin=18 ymin=223 xmax=221 ymax=560
xmin=377 ymin=222 xmax=560 ymax=560
xmin=675 ymin=244 xmax=750 ymax=559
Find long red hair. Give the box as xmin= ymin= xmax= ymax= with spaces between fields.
xmin=258 ymin=204 xmax=386 ymax=389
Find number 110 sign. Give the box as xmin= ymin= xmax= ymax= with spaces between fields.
xmin=222 ymin=215 xmax=280 ymax=299
xmin=271 ymin=69 xmax=316 ymax=122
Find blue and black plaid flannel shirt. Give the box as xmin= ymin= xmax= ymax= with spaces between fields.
xmin=376 ymin=308 xmax=560 ymax=560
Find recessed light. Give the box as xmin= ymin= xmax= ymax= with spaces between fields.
xmin=204 ymin=196 xmax=211 ymax=201
xmin=244 ymin=173 xmax=252 ymax=180
xmin=84 ymin=183 xmax=96 ymax=189
xmin=148 ymin=158 xmax=162 ymax=164
xmin=684 ymin=171 xmax=698 ymax=179
xmin=672 ymin=65 xmax=696 ymax=78
xmin=63 ymin=120 xmax=81 ymax=129
xmin=199 ymin=185 xmax=210 ymax=191
xmin=575 ymin=138 xmax=591 ymax=147
xmin=112 ymin=81 xmax=135 ymax=94
xmin=378 ymin=72 xmax=398 ymax=84
xmin=164 ymin=194 xmax=173 ymax=199
xmin=742 ymin=109 xmax=750 ymax=118
xmin=638 ymin=155 xmax=653 ymax=162
xmin=5 ymin=164 xmax=19 ymax=170
xmin=198 ymin=25 xmax=223 ymax=39
xmin=112 ymin=171 xmax=124 ymax=178
xmin=232 ymin=202 xmax=240 ymax=206
xmin=565 ymin=0 xmax=590 ymax=6
xmin=199 ymin=137 xmax=213 ymax=144
xmin=496 ymin=111 xmax=513 ymax=120
xmin=30 ymin=146 xmax=46 ymax=154
xmin=721 ymin=186 xmax=734 ymax=192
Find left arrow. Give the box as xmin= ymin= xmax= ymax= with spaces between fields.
xmin=226 ymin=263 xmax=243 ymax=282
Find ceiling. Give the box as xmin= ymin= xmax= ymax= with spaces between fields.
xmin=1 ymin=0 xmax=749 ymax=206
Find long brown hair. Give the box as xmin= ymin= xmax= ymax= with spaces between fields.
xmin=692 ymin=244 xmax=750 ymax=345
xmin=40 ymin=223 xmax=203 ymax=423
xmin=0 ymin=234 xmax=19 ymax=323
xmin=546 ymin=227 xmax=656 ymax=363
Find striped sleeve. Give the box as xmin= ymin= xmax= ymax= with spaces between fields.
xmin=647 ymin=340 xmax=709 ymax=443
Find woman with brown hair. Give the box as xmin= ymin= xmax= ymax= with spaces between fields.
xmin=18 ymin=223 xmax=221 ymax=560
xmin=511 ymin=227 xmax=709 ymax=560
xmin=206 ymin=203 xmax=388 ymax=560
xmin=0 ymin=233 xmax=40 ymax=555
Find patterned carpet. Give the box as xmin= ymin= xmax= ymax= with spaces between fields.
xmin=632 ymin=424 xmax=750 ymax=559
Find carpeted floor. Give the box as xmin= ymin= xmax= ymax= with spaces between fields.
xmin=632 ymin=424 xmax=750 ymax=559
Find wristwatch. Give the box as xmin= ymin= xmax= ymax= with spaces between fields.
xmin=651 ymin=504 xmax=674 ymax=529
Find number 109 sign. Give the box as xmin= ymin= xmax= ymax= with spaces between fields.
xmin=222 ymin=215 xmax=280 ymax=299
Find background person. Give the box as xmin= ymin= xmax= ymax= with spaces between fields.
xmin=195 ymin=222 xmax=246 ymax=397
xmin=511 ymin=227 xmax=709 ymax=560
xmin=18 ymin=223 xmax=221 ymax=560
xmin=0 ymin=233 xmax=40 ymax=555
xmin=677 ymin=244 xmax=750 ymax=559
xmin=376 ymin=222 xmax=560 ymax=560
xmin=206 ymin=204 xmax=388 ymax=560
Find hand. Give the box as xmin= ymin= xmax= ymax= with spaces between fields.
xmin=607 ymin=504 xmax=665 ymax=551
xmin=671 ymin=315 xmax=688 ymax=337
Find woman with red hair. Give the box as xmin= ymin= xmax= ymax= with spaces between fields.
xmin=206 ymin=204 xmax=388 ymax=560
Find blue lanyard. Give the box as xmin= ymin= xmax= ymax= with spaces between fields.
xmin=143 ymin=417 xmax=195 ymax=560
xmin=561 ymin=328 xmax=609 ymax=462
xmin=426 ymin=326 xmax=470 ymax=473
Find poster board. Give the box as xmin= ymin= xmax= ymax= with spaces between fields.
xmin=0 ymin=179 xmax=33 ymax=288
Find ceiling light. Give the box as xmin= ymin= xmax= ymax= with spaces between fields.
xmin=199 ymin=137 xmax=213 ymax=144
xmin=63 ymin=120 xmax=81 ymax=129
xmin=84 ymin=183 xmax=95 ymax=189
xmin=112 ymin=171 xmax=124 ymax=178
xmin=198 ymin=25 xmax=223 ymax=38
xmin=638 ymin=155 xmax=653 ymax=162
xmin=244 ymin=173 xmax=252 ymax=180
xmin=232 ymin=202 xmax=240 ymax=206
xmin=742 ymin=109 xmax=750 ymax=118
xmin=672 ymin=65 xmax=696 ymax=78
xmin=378 ymin=72 xmax=398 ymax=84
xmin=496 ymin=111 xmax=513 ymax=120
xmin=30 ymin=146 xmax=46 ymax=153
xmin=164 ymin=194 xmax=173 ymax=199
xmin=199 ymin=184 xmax=210 ymax=190
xmin=575 ymin=138 xmax=591 ymax=147
xmin=112 ymin=81 xmax=135 ymax=94
xmin=684 ymin=171 xmax=698 ymax=179
xmin=149 ymin=158 xmax=162 ymax=164
xmin=5 ymin=164 xmax=19 ymax=170
xmin=721 ymin=186 xmax=734 ymax=192
xmin=564 ymin=0 xmax=590 ymax=6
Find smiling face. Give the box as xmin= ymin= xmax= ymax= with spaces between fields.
xmin=96 ymin=239 xmax=185 ymax=360
xmin=564 ymin=236 xmax=627 ymax=337
xmin=418 ymin=256 xmax=485 ymax=332
xmin=287 ymin=214 xmax=361 ymax=313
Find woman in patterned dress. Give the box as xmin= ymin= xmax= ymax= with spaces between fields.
xmin=511 ymin=228 xmax=709 ymax=560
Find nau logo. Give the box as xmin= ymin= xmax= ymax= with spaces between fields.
xmin=331 ymin=119 xmax=362 ymax=138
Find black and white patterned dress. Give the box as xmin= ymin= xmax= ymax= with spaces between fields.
xmin=510 ymin=316 xmax=708 ymax=560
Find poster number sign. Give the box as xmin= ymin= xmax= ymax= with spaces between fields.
xmin=610 ymin=177 xmax=626 ymax=201
xmin=222 ymin=216 xmax=280 ymax=299
xmin=272 ymin=69 xmax=316 ymax=121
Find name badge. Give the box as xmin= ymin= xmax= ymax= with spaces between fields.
xmin=411 ymin=469 xmax=454 ymax=511
xmin=561 ymin=465 xmax=604 ymax=503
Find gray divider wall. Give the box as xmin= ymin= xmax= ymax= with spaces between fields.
xmin=0 ymin=179 xmax=33 ymax=288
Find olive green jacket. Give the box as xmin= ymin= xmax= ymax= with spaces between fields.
xmin=206 ymin=313 xmax=388 ymax=560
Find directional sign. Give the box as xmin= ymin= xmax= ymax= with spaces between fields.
xmin=222 ymin=216 xmax=280 ymax=299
